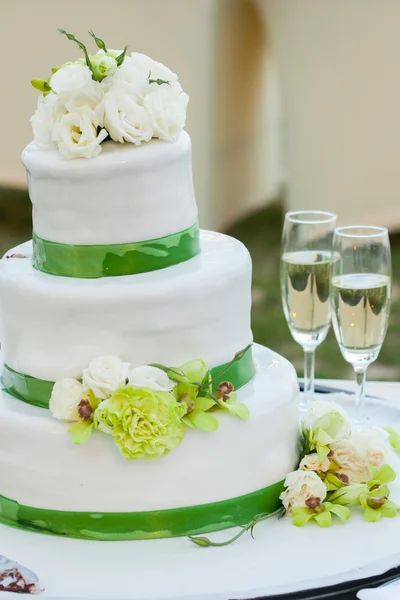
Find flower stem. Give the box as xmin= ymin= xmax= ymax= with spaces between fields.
xmin=188 ymin=508 xmax=284 ymax=548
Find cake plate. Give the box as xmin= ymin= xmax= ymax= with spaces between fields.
xmin=2 ymin=390 xmax=400 ymax=600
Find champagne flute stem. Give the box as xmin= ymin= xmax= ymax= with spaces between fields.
xmin=303 ymin=349 xmax=315 ymax=409
xmin=354 ymin=367 xmax=367 ymax=425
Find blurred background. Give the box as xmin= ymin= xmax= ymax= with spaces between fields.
xmin=1 ymin=0 xmax=400 ymax=380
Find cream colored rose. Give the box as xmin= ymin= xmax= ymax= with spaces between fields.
xmin=330 ymin=431 xmax=387 ymax=483
xmin=128 ymin=366 xmax=175 ymax=392
xmin=101 ymin=87 xmax=153 ymax=144
xmin=82 ymin=355 xmax=130 ymax=399
xmin=50 ymin=378 xmax=85 ymax=421
xmin=280 ymin=470 xmax=327 ymax=512
xmin=299 ymin=453 xmax=330 ymax=473
xmin=54 ymin=106 xmax=108 ymax=159
xmin=30 ymin=93 xmax=67 ymax=149
xmin=50 ymin=64 xmax=103 ymax=111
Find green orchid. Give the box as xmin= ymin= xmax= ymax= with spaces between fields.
xmin=174 ymin=359 xmax=218 ymax=432
xmin=291 ymin=501 xmax=350 ymax=528
xmin=68 ymin=389 xmax=100 ymax=445
xmin=384 ymin=427 xmax=400 ymax=452
xmin=328 ymin=483 xmax=368 ymax=506
xmin=305 ymin=411 xmax=349 ymax=462
xmin=359 ymin=484 xmax=400 ymax=522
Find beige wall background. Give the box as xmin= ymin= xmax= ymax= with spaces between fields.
xmin=259 ymin=0 xmax=400 ymax=229
xmin=0 ymin=0 xmax=281 ymax=230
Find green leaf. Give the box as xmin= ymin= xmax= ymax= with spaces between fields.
xmin=384 ymin=427 xmax=400 ymax=452
xmin=326 ymin=504 xmax=351 ymax=521
xmin=193 ymin=396 xmax=216 ymax=412
xmin=149 ymin=77 xmax=170 ymax=86
xmin=315 ymin=510 xmax=332 ymax=528
xmin=291 ymin=507 xmax=314 ymax=527
xmin=188 ymin=410 xmax=219 ymax=432
xmin=68 ymin=421 xmax=93 ymax=445
xmin=364 ymin=506 xmax=381 ymax=523
xmin=88 ymin=30 xmax=108 ymax=52
xmin=51 ymin=66 xmax=61 ymax=74
xmin=223 ymin=400 xmax=250 ymax=420
xmin=31 ymin=79 xmax=52 ymax=93
xmin=58 ymin=28 xmax=92 ymax=72
xmin=116 ymin=45 xmax=128 ymax=67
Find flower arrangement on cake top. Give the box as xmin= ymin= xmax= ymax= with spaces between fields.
xmin=30 ymin=29 xmax=188 ymax=159
xmin=50 ymin=349 xmax=250 ymax=461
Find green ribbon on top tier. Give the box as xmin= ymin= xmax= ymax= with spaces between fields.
xmin=32 ymin=223 xmax=200 ymax=278
xmin=2 ymin=346 xmax=255 ymax=410
xmin=0 ymin=479 xmax=283 ymax=541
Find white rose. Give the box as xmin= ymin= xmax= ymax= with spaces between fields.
xmin=54 ymin=106 xmax=108 ymax=159
xmin=101 ymin=88 xmax=153 ymax=144
xmin=129 ymin=52 xmax=179 ymax=83
xmin=302 ymin=400 xmax=351 ymax=441
xmin=50 ymin=64 xmax=103 ymax=111
xmin=330 ymin=430 xmax=387 ymax=483
xmin=128 ymin=366 xmax=175 ymax=392
xmin=91 ymin=50 xmax=118 ymax=82
xmin=30 ymin=93 xmax=67 ymax=148
xmin=50 ymin=378 xmax=85 ymax=421
xmin=82 ymin=356 xmax=130 ymax=399
xmin=299 ymin=453 xmax=330 ymax=473
xmin=279 ymin=470 xmax=327 ymax=512
xmin=142 ymin=84 xmax=189 ymax=143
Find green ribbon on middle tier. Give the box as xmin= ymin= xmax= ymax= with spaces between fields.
xmin=2 ymin=346 xmax=255 ymax=409
xmin=32 ymin=222 xmax=200 ymax=278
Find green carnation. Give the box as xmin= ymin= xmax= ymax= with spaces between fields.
xmin=94 ymin=386 xmax=186 ymax=460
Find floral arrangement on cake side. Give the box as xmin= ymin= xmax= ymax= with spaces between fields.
xmin=30 ymin=29 xmax=188 ymax=159
xmin=190 ymin=400 xmax=400 ymax=547
xmin=49 ymin=347 xmax=251 ymax=461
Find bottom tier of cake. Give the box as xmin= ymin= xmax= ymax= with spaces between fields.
xmin=0 ymin=344 xmax=300 ymax=540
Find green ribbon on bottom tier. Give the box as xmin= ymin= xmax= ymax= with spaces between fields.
xmin=32 ymin=223 xmax=200 ymax=278
xmin=2 ymin=346 xmax=255 ymax=409
xmin=0 ymin=480 xmax=283 ymax=541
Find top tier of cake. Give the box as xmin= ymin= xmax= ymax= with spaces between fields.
xmin=22 ymin=131 xmax=197 ymax=246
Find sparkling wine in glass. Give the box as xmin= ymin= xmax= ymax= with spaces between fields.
xmin=331 ymin=226 xmax=391 ymax=424
xmin=281 ymin=211 xmax=337 ymax=408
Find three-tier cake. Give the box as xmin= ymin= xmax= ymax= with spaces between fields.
xmin=0 ymin=33 xmax=299 ymax=540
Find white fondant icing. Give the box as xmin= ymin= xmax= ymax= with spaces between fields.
xmin=0 ymin=345 xmax=299 ymax=512
xmin=0 ymin=231 xmax=252 ymax=381
xmin=21 ymin=131 xmax=197 ymax=245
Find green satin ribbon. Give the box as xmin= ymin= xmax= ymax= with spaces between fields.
xmin=0 ymin=480 xmax=283 ymax=540
xmin=32 ymin=223 xmax=200 ymax=278
xmin=2 ymin=346 xmax=255 ymax=410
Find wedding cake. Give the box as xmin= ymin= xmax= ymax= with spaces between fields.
xmin=0 ymin=30 xmax=300 ymax=541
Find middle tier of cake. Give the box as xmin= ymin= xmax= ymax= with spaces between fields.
xmin=0 ymin=231 xmax=253 ymax=382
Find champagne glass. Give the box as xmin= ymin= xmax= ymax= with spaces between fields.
xmin=331 ymin=226 xmax=391 ymax=424
xmin=281 ymin=211 xmax=337 ymax=408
